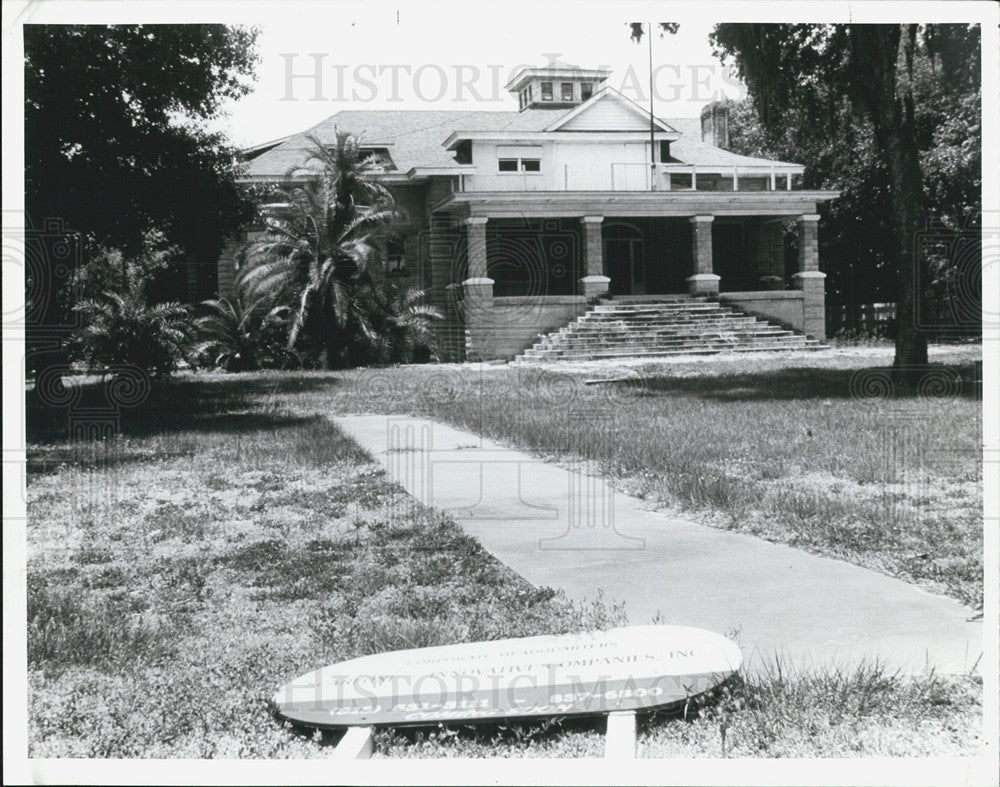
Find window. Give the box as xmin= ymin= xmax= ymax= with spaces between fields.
xmin=359 ymin=147 xmax=395 ymax=171
xmin=581 ymin=83 xmax=593 ymax=101
xmin=561 ymin=83 xmax=573 ymax=101
xmin=659 ymin=140 xmax=673 ymax=163
xmin=498 ymin=146 xmax=542 ymax=174
xmin=497 ymin=156 xmax=541 ymax=174
xmin=540 ymin=81 xmax=553 ymax=101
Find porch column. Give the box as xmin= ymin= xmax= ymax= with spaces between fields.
xmin=461 ymin=216 xmax=495 ymax=359
xmin=579 ymin=216 xmax=609 ymax=298
xmin=791 ymin=213 xmax=826 ymax=339
xmin=426 ymin=215 xmax=463 ymax=360
xmin=216 ymin=240 xmax=239 ymax=299
xmin=686 ymin=215 xmax=720 ymax=296
xmin=463 ymin=216 xmax=490 ymax=280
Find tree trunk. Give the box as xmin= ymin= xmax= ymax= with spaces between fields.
xmin=850 ymin=25 xmax=929 ymax=373
xmin=887 ymin=101 xmax=929 ymax=373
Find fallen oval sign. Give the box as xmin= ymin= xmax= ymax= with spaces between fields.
xmin=274 ymin=625 xmax=741 ymax=728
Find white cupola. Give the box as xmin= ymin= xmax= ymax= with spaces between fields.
xmin=505 ymin=60 xmax=612 ymax=111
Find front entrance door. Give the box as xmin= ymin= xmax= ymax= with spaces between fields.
xmin=604 ymin=237 xmax=646 ymax=295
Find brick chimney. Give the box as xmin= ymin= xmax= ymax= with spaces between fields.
xmin=700 ymin=102 xmax=730 ymax=149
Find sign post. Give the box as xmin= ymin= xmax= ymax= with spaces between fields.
xmin=604 ymin=711 xmax=638 ymax=759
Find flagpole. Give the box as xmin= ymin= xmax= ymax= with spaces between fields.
xmin=648 ymin=21 xmax=656 ymax=191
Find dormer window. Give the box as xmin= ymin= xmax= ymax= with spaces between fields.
xmin=561 ymin=83 xmax=574 ymax=101
xmin=359 ymin=147 xmax=395 ymax=171
xmin=581 ymin=83 xmax=593 ymax=101
xmin=540 ymin=82 xmax=553 ymax=101
xmin=497 ymin=145 xmax=543 ymax=174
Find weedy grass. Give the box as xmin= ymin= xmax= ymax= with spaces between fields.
xmin=371 ymin=663 xmax=982 ymax=758
xmin=27 ymin=583 xmax=174 ymax=677
xmin=242 ymin=344 xmax=982 ymax=606
xmin=26 ymin=408 xmax=624 ymax=758
xmin=25 ymin=344 xmax=982 ymax=757
xmin=636 ymin=658 xmax=981 ymax=758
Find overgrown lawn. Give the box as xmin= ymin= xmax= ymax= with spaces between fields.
xmin=26 ymin=414 xmax=621 ymax=757
xmin=244 ymin=344 xmax=983 ymax=606
xmin=25 ymin=345 xmax=983 ymax=757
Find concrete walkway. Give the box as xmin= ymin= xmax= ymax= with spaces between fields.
xmin=335 ymin=414 xmax=982 ymax=675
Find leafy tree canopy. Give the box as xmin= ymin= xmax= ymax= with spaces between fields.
xmin=628 ymin=22 xmax=679 ymax=42
xmin=710 ymin=23 xmax=981 ymax=363
xmin=25 ymin=24 xmax=260 ymax=265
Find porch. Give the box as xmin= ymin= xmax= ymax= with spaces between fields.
xmin=424 ymin=190 xmax=837 ymax=359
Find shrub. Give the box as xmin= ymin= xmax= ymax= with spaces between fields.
xmin=66 ymin=233 xmax=192 ymax=377
xmin=192 ymin=295 xmax=296 ymax=371
xmin=69 ymin=290 xmax=190 ymax=377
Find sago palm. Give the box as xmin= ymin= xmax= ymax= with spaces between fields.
xmin=357 ymin=280 xmax=443 ymax=364
xmin=69 ymin=276 xmax=191 ymax=377
xmin=192 ymin=295 xmax=292 ymax=371
xmin=238 ymin=131 xmax=399 ymax=368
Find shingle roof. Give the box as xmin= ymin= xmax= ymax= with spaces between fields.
xmin=244 ymin=107 xmax=800 ymax=178
xmin=668 ymin=133 xmax=801 ymax=169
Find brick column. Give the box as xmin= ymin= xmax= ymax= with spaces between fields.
xmin=464 ymin=216 xmax=489 ymax=279
xmin=791 ymin=213 xmax=826 ymax=339
xmin=796 ymin=213 xmax=820 ymax=271
xmin=686 ymin=215 xmax=720 ymax=296
xmin=424 ymin=215 xmax=464 ymax=359
xmin=216 ymin=240 xmax=239 ymax=299
xmin=578 ymin=216 xmax=609 ymax=298
xmin=461 ymin=216 xmax=495 ymax=359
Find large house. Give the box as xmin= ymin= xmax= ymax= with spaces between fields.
xmin=228 ymin=61 xmax=839 ymax=361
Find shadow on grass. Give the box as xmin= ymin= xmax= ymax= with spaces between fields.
xmin=624 ymin=362 xmax=981 ymax=403
xmin=26 ymin=372 xmax=342 ymax=444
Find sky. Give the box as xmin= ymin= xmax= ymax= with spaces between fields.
xmin=212 ymin=9 xmax=745 ymax=148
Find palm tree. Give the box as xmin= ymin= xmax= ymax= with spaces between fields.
xmin=238 ymin=131 xmax=399 ymax=368
xmin=69 ymin=275 xmax=191 ymax=378
xmin=192 ymin=295 xmax=293 ymax=371
xmin=358 ymin=279 xmax=443 ymax=364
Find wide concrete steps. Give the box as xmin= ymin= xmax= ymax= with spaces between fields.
xmin=514 ymin=297 xmax=827 ymax=363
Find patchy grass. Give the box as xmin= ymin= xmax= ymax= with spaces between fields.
xmin=27 ymin=584 xmax=174 ymax=677
xmin=370 ymin=665 xmax=982 ymax=759
xmin=637 ymin=660 xmax=980 ymax=758
xmin=25 ymin=345 xmax=982 ymax=757
xmin=26 ymin=413 xmax=624 ymax=757
xmin=181 ymin=344 xmax=981 ymax=606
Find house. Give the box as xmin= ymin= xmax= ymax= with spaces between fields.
xmin=229 ymin=61 xmax=840 ymax=361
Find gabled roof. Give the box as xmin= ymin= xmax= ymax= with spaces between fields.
xmin=544 ymin=87 xmax=677 ymax=133
xmin=243 ymin=134 xmax=293 ymax=161
xmin=245 ymin=109 xmax=555 ymax=179
xmin=244 ymin=105 xmax=801 ymax=180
